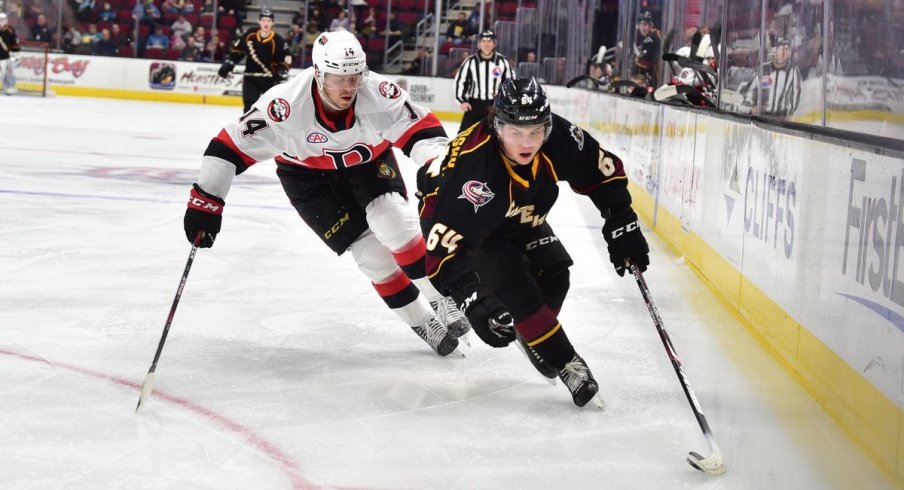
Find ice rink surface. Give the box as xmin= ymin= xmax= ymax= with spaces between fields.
xmin=0 ymin=96 xmax=898 ymax=490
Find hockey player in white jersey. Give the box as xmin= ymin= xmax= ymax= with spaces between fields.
xmin=183 ymin=30 xmax=471 ymax=355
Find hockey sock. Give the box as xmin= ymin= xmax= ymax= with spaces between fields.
xmin=372 ymin=270 xmax=432 ymax=327
xmin=512 ymin=306 xmax=576 ymax=369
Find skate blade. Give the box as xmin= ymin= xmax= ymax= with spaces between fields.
xmin=459 ymin=330 xmax=472 ymax=348
xmin=591 ymin=394 xmax=606 ymax=411
xmin=448 ymin=347 xmax=466 ymax=358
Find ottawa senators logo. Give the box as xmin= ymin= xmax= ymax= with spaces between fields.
xmin=378 ymin=81 xmax=402 ymax=99
xmin=459 ymin=180 xmax=495 ymax=212
xmin=267 ymin=98 xmax=291 ymax=122
xmin=377 ymin=162 xmax=397 ymax=179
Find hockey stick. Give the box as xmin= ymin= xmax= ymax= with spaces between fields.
xmin=565 ymin=74 xmax=611 ymax=90
xmin=135 ymin=231 xmax=204 ymax=412
xmin=627 ymin=260 xmax=727 ymax=475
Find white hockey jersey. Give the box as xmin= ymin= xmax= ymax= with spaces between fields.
xmin=197 ymin=69 xmax=449 ymax=199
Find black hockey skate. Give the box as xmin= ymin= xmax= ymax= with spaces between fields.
xmin=412 ymin=317 xmax=459 ymax=356
xmin=515 ymin=337 xmax=558 ymax=381
xmin=557 ymin=354 xmax=601 ymax=408
xmin=430 ymin=296 xmax=472 ymax=338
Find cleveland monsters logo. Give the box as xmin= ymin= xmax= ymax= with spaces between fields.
xmin=459 ymin=180 xmax=495 ymax=212
xmin=379 ymin=81 xmax=401 ymax=99
xmin=267 ymin=98 xmax=291 ymax=122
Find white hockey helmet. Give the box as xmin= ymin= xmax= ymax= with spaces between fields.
xmin=0 ymin=13 xmax=8 ymax=27
xmin=312 ymin=31 xmax=368 ymax=81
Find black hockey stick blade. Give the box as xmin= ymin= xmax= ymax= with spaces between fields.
xmin=627 ymin=260 xmax=727 ymax=475
xmin=136 ymin=231 xmax=204 ymax=412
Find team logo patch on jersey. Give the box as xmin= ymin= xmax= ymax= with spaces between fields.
xmin=377 ymin=162 xmax=397 ymax=179
xmin=378 ymin=81 xmax=402 ymax=99
xmin=569 ymin=124 xmax=584 ymax=151
xmin=492 ymin=66 xmax=502 ymax=78
xmin=267 ymin=98 xmax=291 ymax=122
xmin=307 ymin=132 xmax=328 ymax=143
xmin=459 ymin=180 xmax=495 ymax=212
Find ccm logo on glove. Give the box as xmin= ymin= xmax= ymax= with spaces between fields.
xmin=188 ymin=193 xmax=223 ymax=214
xmin=607 ymin=220 xmax=638 ymax=239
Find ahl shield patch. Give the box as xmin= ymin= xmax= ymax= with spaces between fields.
xmin=459 ymin=180 xmax=495 ymax=212
xmin=378 ymin=81 xmax=402 ymax=99
xmin=267 ymin=98 xmax=292 ymax=122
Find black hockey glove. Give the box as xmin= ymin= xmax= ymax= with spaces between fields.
xmin=184 ymin=183 xmax=224 ymax=248
xmin=218 ymin=60 xmax=235 ymax=78
xmin=602 ymin=208 xmax=650 ymax=276
xmin=454 ymin=289 xmax=516 ymax=348
xmin=275 ymin=65 xmax=289 ymax=83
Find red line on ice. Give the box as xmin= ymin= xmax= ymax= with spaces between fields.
xmin=0 ymin=349 xmax=317 ymax=489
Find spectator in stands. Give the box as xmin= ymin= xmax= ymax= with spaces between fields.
xmin=402 ymin=46 xmax=426 ymax=75
xmin=111 ymin=23 xmax=131 ymax=47
xmin=291 ymin=5 xmax=305 ymax=27
xmin=304 ymin=20 xmax=321 ymax=47
xmin=201 ymin=0 xmax=214 ymax=14
xmin=359 ymin=7 xmax=377 ymax=38
xmin=161 ymin=0 xmax=185 ymax=14
xmin=81 ymin=23 xmax=102 ymax=47
xmin=76 ymin=0 xmax=95 ymax=22
xmin=171 ymin=14 xmax=192 ymax=40
xmin=445 ymin=11 xmax=469 ymax=46
xmin=347 ymin=11 xmax=357 ymax=35
xmin=170 ymin=28 xmax=186 ymax=50
xmin=204 ymin=32 xmax=225 ymax=61
xmin=179 ymin=33 xmax=202 ymax=60
xmin=97 ymin=2 xmax=116 ymax=22
xmin=192 ymin=26 xmax=207 ymax=44
xmin=466 ymin=2 xmax=492 ymax=35
xmin=381 ymin=12 xmax=402 ymax=44
xmin=133 ymin=0 xmax=161 ymax=34
xmin=329 ymin=10 xmax=350 ymax=32
xmin=552 ymin=57 xmax=566 ymax=84
xmin=30 ymin=13 xmax=52 ymax=43
xmin=286 ymin=23 xmax=304 ymax=66
xmin=93 ymin=28 xmax=118 ymax=56
xmin=309 ymin=7 xmax=327 ymax=32
xmin=449 ymin=48 xmax=469 ymax=77
xmin=62 ymin=22 xmax=82 ymax=53
xmin=146 ymin=25 xmax=169 ymax=49
xmin=631 ymin=11 xmax=661 ymax=88
xmin=219 ymin=0 xmax=246 ymax=26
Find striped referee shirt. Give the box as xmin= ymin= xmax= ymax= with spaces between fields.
xmin=453 ymin=51 xmax=513 ymax=103
xmin=753 ymin=63 xmax=802 ymax=117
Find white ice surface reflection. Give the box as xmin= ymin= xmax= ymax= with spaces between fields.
xmin=0 ymin=96 xmax=896 ymax=490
